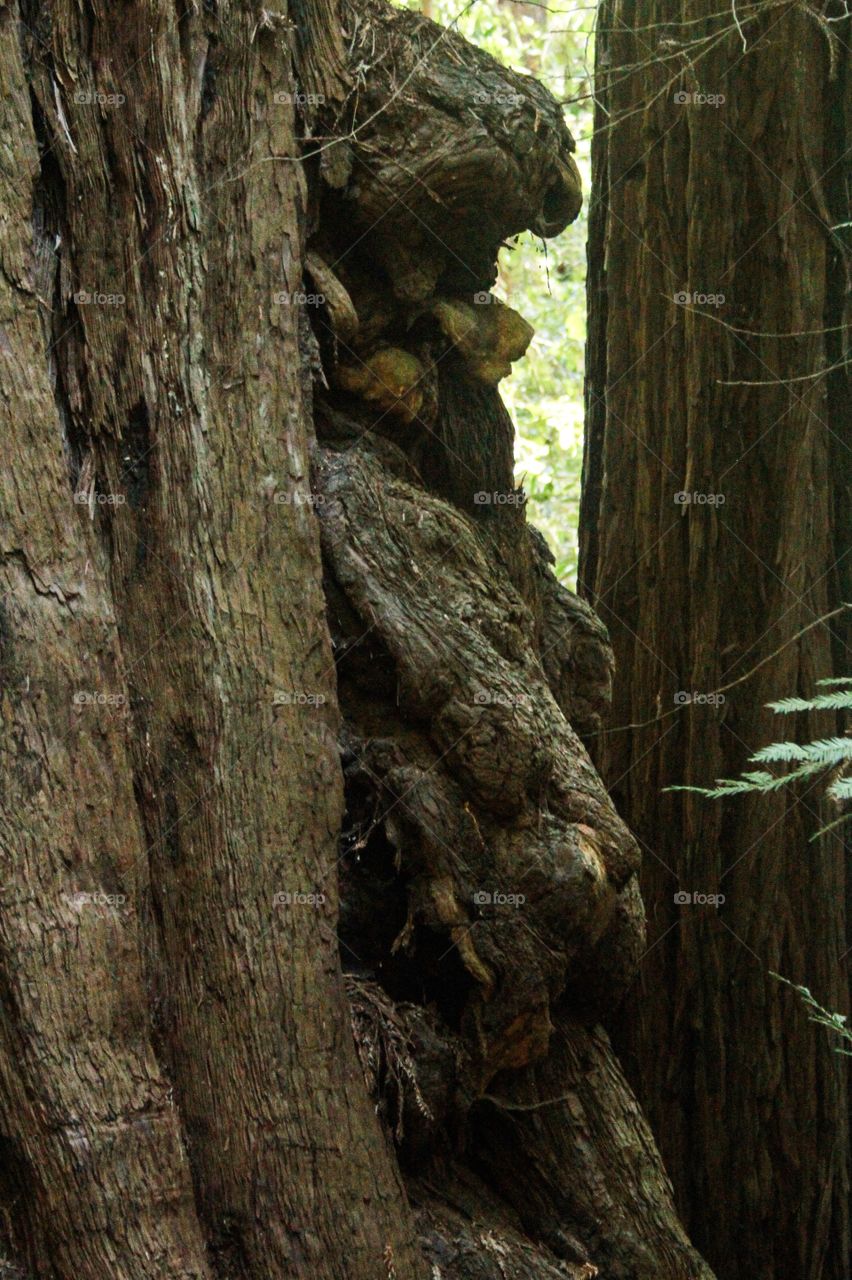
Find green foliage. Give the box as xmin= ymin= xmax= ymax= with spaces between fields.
xmin=768 ymin=693 xmax=852 ymax=713
xmin=772 ymin=974 xmax=852 ymax=1057
xmin=668 ymin=678 xmax=852 ymax=834
xmin=393 ymin=0 xmax=595 ymax=584
xmin=750 ymin=738 xmax=852 ymax=765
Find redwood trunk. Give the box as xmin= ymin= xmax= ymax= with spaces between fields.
xmin=2 ymin=2 xmax=421 ymax=1275
xmin=581 ymin=5 xmax=851 ymax=1278
xmin=1 ymin=0 xmax=728 ymax=1276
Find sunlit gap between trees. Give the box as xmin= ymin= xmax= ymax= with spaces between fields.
xmin=397 ymin=0 xmax=595 ymax=584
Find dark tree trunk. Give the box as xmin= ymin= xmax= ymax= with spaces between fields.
xmin=1 ymin=0 xmax=717 ymax=1275
xmin=2 ymin=3 xmax=422 ymax=1276
xmin=581 ymin=4 xmax=851 ymax=1279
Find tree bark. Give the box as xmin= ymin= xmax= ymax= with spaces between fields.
xmin=3 ymin=2 xmax=422 ymax=1276
xmin=307 ymin=6 xmax=715 ymax=1275
xmin=581 ymin=4 xmax=851 ymax=1278
xmin=1 ymin=0 xmax=720 ymax=1275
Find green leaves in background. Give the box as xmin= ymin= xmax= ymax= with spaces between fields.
xmin=394 ymin=0 xmax=595 ymax=584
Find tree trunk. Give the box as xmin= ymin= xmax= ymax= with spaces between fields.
xmin=307 ymin=4 xmax=713 ymax=1276
xmin=1 ymin=0 xmax=716 ymax=1275
xmin=581 ymin=4 xmax=851 ymax=1278
xmin=2 ymin=3 xmax=422 ymax=1276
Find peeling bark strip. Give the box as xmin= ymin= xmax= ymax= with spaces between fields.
xmin=0 ymin=0 xmax=711 ymax=1277
xmin=0 ymin=16 xmax=211 ymax=1279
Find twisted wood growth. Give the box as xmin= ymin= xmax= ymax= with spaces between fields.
xmin=0 ymin=0 xmax=718 ymax=1273
xmin=317 ymin=438 xmax=640 ymax=1070
xmin=307 ymin=4 xmax=715 ymax=1275
xmin=315 ymin=0 xmax=582 ymax=302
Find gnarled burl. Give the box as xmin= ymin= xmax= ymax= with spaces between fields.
xmin=301 ymin=3 xmax=716 ymax=1277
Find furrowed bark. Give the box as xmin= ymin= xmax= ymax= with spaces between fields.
xmin=0 ymin=0 xmax=725 ymax=1275
xmin=581 ymin=4 xmax=851 ymax=1277
xmin=4 ymin=1 xmax=423 ymax=1276
xmin=0 ymin=16 xmax=210 ymax=1277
